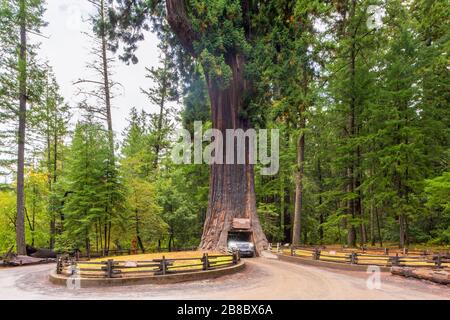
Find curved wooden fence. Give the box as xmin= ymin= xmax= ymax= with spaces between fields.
xmin=270 ymin=244 xmax=450 ymax=269
xmin=71 ymin=247 xmax=200 ymax=260
xmin=56 ymin=251 xmax=241 ymax=279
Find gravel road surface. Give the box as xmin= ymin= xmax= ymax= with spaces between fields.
xmin=0 ymin=254 xmax=449 ymax=300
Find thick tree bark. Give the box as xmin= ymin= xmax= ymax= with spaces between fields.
xmin=16 ymin=0 xmax=27 ymax=256
xmin=199 ymin=54 xmax=268 ymax=254
xmin=166 ymin=1 xmax=268 ymax=254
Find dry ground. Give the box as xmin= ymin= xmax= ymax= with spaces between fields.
xmin=1 ymin=252 xmax=449 ymax=300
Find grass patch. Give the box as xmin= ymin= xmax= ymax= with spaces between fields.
xmin=75 ymin=251 xmax=233 ymax=276
xmin=280 ymin=248 xmax=449 ymax=268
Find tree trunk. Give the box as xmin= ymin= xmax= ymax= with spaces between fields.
xmin=153 ymin=50 xmax=168 ymax=169
xmin=85 ymin=235 xmax=91 ymax=259
xmin=317 ymin=158 xmax=324 ymax=243
xmin=15 ymin=0 xmax=27 ymax=256
xmin=135 ymin=210 xmax=145 ymax=253
xmin=347 ymin=166 xmax=357 ymax=247
xmin=375 ymin=207 xmax=383 ymax=247
xmin=399 ymin=213 xmax=406 ymax=248
xmin=100 ymin=0 xmax=115 ymax=160
xmin=292 ymin=120 xmax=305 ymax=245
xmin=199 ymin=54 xmax=268 ymax=254
xmin=279 ymin=170 xmax=285 ymax=240
xmin=166 ymin=0 xmax=267 ymax=254
xmin=370 ymin=201 xmax=375 ymax=246
xmin=347 ymin=4 xmax=357 ymax=248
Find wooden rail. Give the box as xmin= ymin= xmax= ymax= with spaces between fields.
xmin=56 ymin=251 xmax=241 ymax=278
xmin=269 ymin=244 xmax=450 ymax=269
xmin=72 ymin=247 xmax=199 ymax=260
xmin=268 ymin=243 xmax=450 ymax=257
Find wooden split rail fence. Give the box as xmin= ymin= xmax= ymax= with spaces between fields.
xmin=72 ymin=247 xmax=199 ymax=260
xmin=269 ymin=244 xmax=450 ymax=269
xmin=56 ymin=251 xmax=241 ymax=278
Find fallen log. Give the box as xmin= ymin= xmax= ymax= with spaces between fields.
xmin=31 ymin=248 xmax=57 ymax=259
xmin=391 ymin=266 xmax=450 ymax=285
xmin=6 ymin=255 xmax=54 ymax=266
xmin=26 ymin=245 xmax=57 ymax=259
xmin=26 ymin=245 xmax=37 ymax=256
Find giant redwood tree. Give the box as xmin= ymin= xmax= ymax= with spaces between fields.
xmin=104 ymin=0 xmax=306 ymax=253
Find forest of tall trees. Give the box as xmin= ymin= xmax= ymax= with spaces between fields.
xmin=0 ymin=0 xmax=448 ymax=255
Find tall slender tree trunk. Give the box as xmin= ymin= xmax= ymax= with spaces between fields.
xmin=292 ymin=119 xmax=305 ymax=245
xmin=318 ymin=158 xmax=324 ymax=243
xmin=346 ymin=0 xmax=358 ymax=248
xmin=375 ymin=207 xmax=383 ymax=247
xmin=153 ymin=54 xmax=168 ymax=169
xmin=356 ymin=146 xmax=365 ymax=245
xmin=135 ymin=210 xmax=145 ymax=253
xmin=85 ymin=234 xmax=91 ymax=259
xmin=99 ymin=0 xmax=114 ymax=159
xmin=370 ymin=201 xmax=375 ymax=246
xmin=16 ymin=0 xmax=27 ymax=255
xmin=279 ymin=170 xmax=285 ymax=239
xmin=47 ymin=97 xmax=55 ymax=248
xmin=53 ymin=119 xmax=59 ymax=233
xmin=199 ymin=54 xmax=268 ymax=254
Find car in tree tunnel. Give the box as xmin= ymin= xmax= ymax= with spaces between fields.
xmin=227 ymin=231 xmax=256 ymax=257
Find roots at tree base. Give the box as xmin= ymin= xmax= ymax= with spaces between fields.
xmin=199 ymin=163 xmax=268 ymax=255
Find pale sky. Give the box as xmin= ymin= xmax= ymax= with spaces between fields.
xmin=39 ymin=0 xmax=162 ymax=136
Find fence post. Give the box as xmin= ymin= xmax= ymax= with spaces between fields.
xmin=435 ymin=254 xmax=442 ymax=269
xmin=384 ymin=248 xmax=389 ymax=256
xmin=232 ymin=250 xmax=240 ymax=264
xmin=70 ymin=258 xmax=76 ymax=276
xmin=56 ymin=255 xmax=62 ymax=274
xmin=276 ymin=243 xmax=280 ymax=252
xmin=350 ymin=252 xmax=358 ymax=265
xmin=290 ymin=246 xmax=294 ymax=256
xmin=391 ymin=253 xmax=400 ymax=266
xmin=313 ymin=248 xmax=321 ymax=260
xmin=160 ymin=256 xmax=167 ymax=275
xmin=202 ymin=253 xmax=209 ymax=270
xmin=106 ymin=259 xmax=114 ymax=278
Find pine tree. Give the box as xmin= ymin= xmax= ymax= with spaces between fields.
xmin=0 ymin=0 xmax=46 ymax=254
xmin=141 ymin=27 xmax=179 ymax=169
xmin=327 ymin=0 xmax=379 ymax=246
xmin=28 ymin=65 xmax=71 ymax=248
xmin=75 ymin=0 xmax=118 ymax=164
xmin=62 ymin=118 xmax=125 ymax=255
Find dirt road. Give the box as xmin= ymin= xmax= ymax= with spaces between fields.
xmin=0 ymin=254 xmax=449 ymax=300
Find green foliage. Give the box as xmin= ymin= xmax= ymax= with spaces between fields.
xmin=0 ymin=190 xmax=16 ymax=251
xmin=60 ymin=119 xmax=126 ymax=251
xmin=1 ymin=0 xmax=449 ymax=253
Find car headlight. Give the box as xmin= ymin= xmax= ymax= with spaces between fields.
xmin=228 ymin=241 xmax=237 ymax=248
xmin=249 ymin=243 xmax=254 ymax=248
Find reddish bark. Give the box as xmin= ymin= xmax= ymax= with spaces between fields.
xmin=166 ymin=2 xmax=268 ymax=254
xmin=199 ymin=54 xmax=268 ymax=254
